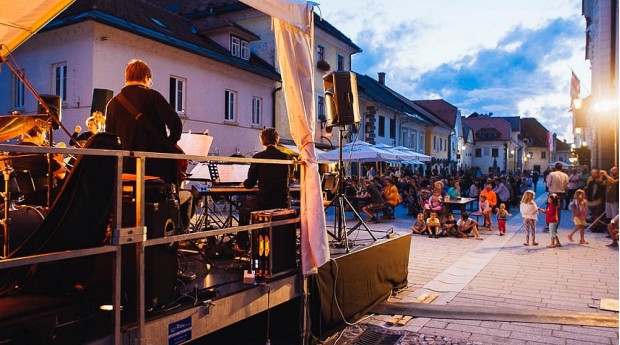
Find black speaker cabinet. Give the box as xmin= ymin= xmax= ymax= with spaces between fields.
xmin=37 ymin=94 xmax=62 ymax=129
xmin=323 ymin=71 xmax=361 ymax=128
xmin=91 ymin=88 xmax=113 ymax=115
xmin=121 ymin=196 xmax=180 ymax=312
xmin=250 ymin=208 xmax=298 ymax=279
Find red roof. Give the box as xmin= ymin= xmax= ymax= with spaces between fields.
xmin=413 ymin=99 xmax=458 ymax=127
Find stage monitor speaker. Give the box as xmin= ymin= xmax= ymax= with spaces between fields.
xmin=250 ymin=208 xmax=298 ymax=279
xmin=323 ymin=71 xmax=361 ymax=128
xmin=91 ymin=88 xmax=113 ymax=115
xmin=37 ymin=94 xmax=61 ymax=129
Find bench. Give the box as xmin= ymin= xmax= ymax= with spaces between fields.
xmin=470 ymin=211 xmax=483 ymax=224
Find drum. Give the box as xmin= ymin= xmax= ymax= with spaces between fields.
xmin=2 ymin=205 xmax=46 ymax=254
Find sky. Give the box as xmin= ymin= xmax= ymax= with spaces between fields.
xmin=316 ymin=0 xmax=591 ymax=141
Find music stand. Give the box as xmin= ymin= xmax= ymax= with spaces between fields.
xmin=325 ymin=128 xmax=376 ymax=252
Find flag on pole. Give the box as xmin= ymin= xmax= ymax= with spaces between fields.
xmin=570 ymin=71 xmax=580 ymax=109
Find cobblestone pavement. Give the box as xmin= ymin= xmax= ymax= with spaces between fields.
xmin=328 ymin=182 xmax=619 ymax=344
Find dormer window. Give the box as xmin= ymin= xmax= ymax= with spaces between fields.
xmin=231 ymin=36 xmax=250 ymax=60
xmin=477 ymin=129 xmax=498 ymax=140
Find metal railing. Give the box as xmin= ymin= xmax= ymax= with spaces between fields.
xmin=0 ymin=142 xmax=301 ymax=345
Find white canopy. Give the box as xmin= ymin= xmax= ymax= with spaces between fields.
xmin=0 ymin=0 xmax=75 ymax=58
xmin=392 ymin=145 xmax=432 ymax=162
xmin=320 ymin=141 xmax=400 ymax=162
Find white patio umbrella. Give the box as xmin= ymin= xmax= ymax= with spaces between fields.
xmin=392 ymin=145 xmax=432 ymax=162
xmin=319 ymin=142 xmax=400 ymax=162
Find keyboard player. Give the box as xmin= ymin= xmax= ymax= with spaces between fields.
xmin=237 ymin=128 xmax=293 ymax=251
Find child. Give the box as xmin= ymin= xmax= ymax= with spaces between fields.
xmin=457 ymin=212 xmax=483 ymax=240
xmin=495 ymin=203 xmax=512 ymax=236
xmin=426 ymin=212 xmax=441 ymax=238
xmin=479 ymin=194 xmax=493 ymax=231
xmin=539 ymin=193 xmax=561 ymax=247
xmin=567 ymin=189 xmax=589 ymax=244
xmin=443 ymin=214 xmax=457 ymax=237
xmin=411 ymin=213 xmax=427 ymax=235
xmin=519 ymin=190 xmax=539 ymax=246
xmin=424 ymin=190 xmax=444 ymax=218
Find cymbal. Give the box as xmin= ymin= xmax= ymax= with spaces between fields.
xmin=0 ymin=115 xmax=48 ymax=142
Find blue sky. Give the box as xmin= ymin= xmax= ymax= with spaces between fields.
xmin=317 ymin=0 xmax=590 ymax=141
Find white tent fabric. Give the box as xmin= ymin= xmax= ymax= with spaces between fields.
xmin=241 ymin=0 xmax=329 ymax=275
xmin=392 ymin=145 xmax=432 ymax=162
xmin=320 ymin=142 xmax=401 ymax=162
xmin=0 ymin=0 xmax=75 ymax=58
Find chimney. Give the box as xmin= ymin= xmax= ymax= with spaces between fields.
xmin=378 ymin=72 xmax=386 ymax=85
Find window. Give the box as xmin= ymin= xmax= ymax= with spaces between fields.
xmin=52 ymin=62 xmax=67 ymax=102
xmin=337 ymin=54 xmax=345 ymax=70
xmin=410 ymin=130 xmax=418 ymax=150
xmin=541 ymin=151 xmax=546 ymax=159
xmin=401 ymin=128 xmax=409 ymax=147
xmin=231 ymin=36 xmax=240 ymax=57
xmin=231 ymin=36 xmax=250 ymax=59
xmin=433 ymin=135 xmax=437 ymax=150
xmin=317 ymin=45 xmax=325 ymax=62
xmin=224 ymin=90 xmax=237 ymax=121
xmin=252 ymin=97 xmax=262 ymax=126
xmin=169 ymin=76 xmax=186 ymax=113
xmin=11 ymin=71 xmax=25 ymax=109
xmin=418 ymin=133 xmax=425 ymax=152
xmin=378 ymin=115 xmax=385 ymax=137
xmin=475 ymin=148 xmax=482 ymax=157
xmin=317 ymin=95 xmax=325 ymax=122
xmin=389 ymin=118 xmax=395 ymax=139
xmin=491 ymin=148 xmax=498 ymax=157
xmin=240 ymin=40 xmax=250 ymax=60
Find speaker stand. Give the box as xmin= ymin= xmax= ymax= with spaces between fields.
xmin=325 ymin=128 xmax=376 ymax=252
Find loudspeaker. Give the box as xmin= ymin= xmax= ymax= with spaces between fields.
xmin=37 ymin=94 xmax=61 ymax=129
xmin=91 ymin=88 xmax=113 ymax=115
xmin=250 ymin=208 xmax=298 ymax=279
xmin=323 ymin=71 xmax=361 ymax=128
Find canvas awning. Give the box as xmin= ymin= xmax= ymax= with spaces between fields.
xmin=0 ymin=0 xmax=75 ymax=58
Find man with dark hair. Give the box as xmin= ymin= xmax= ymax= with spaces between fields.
xmin=237 ymin=128 xmax=293 ymax=250
xmin=243 ymin=128 xmax=293 ymax=210
xmin=546 ymin=162 xmax=569 ymax=222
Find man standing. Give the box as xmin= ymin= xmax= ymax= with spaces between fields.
xmin=602 ymin=167 xmax=619 ymax=221
xmin=480 ymin=182 xmax=498 ymax=209
xmin=546 ymin=162 xmax=569 ymax=223
xmin=106 ymin=59 xmax=182 ymax=183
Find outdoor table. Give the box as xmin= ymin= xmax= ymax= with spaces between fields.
xmin=444 ymin=197 xmax=476 ymax=213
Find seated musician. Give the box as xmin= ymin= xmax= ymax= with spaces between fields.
xmin=71 ymin=111 xmax=104 ymax=144
xmin=10 ymin=126 xmax=67 ymax=207
xmin=237 ymin=128 xmax=292 ymax=251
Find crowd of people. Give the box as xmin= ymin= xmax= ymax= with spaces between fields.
xmin=326 ymin=162 xmax=619 ymax=247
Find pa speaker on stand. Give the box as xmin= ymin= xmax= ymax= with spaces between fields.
xmin=322 ymin=72 xmax=375 ymax=252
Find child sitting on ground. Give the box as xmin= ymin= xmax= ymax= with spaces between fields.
xmin=457 ymin=212 xmax=483 ymax=240
xmin=426 ymin=212 xmax=441 ymax=238
xmin=442 ymin=213 xmax=458 ymax=237
xmin=495 ymin=203 xmax=512 ymax=236
xmin=411 ymin=213 xmax=427 ymax=235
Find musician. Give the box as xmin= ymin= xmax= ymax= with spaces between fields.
xmin=71 ymin=111 xmax=104 ymax=144
xmin=105 ymin=59 xmax=182 ymax=183
xmin=106 ymin=59 xmax=194 ymax=280
xmin=10 ymin=126 xmax=67 ymax=206
xmin=237 ymin=128 xmax=292 ymax=250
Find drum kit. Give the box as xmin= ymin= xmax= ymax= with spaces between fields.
xmin=0 ymin=114 xmax=50 ymax=258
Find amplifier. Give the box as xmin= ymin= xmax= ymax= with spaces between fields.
xmin=191 ymin=183 xmax=210 ymax=194
xmin=250 ymin=208 xmax=298 ymax=279
xmin=122 ymin=197 xmax=180 ymax=239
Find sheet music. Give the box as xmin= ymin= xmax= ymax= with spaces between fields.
xmin=217 ymin=164 xmax=250 ymax=184
xmin=177 ymin=133 xmax=213 ymax=156
xmin=189 ymin=162 xmax=212 ymax=180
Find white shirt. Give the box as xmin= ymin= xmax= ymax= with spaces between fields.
xmin=520 ymin=201 xmax=539 ymax=220
xmin=546 ymin=170 xmax=569 ymax=193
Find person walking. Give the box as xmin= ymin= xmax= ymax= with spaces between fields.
xmin=567 ymin=189 xmax=589 ymax=244
xmin=495 ymin=203 xmax=511 ymax=236
xmin=520 ymin=190 xmax=539 ymax=246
